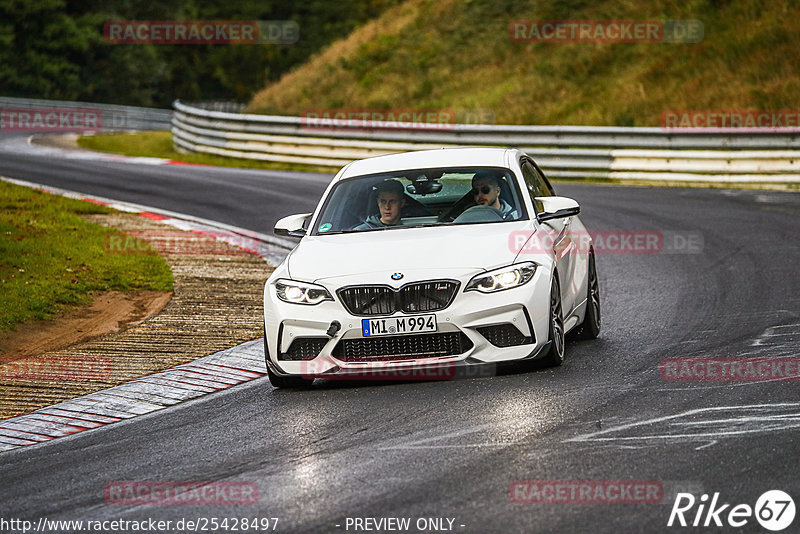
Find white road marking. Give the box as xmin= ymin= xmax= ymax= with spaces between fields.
xmin=566 ymin=402 xmax=800 ymax=446
xmin=378 ymin=422 xmax=517 ymax=450
xmin=751 ymin=322 xmax=800 ymax=346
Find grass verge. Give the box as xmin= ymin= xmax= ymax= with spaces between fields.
xmin=77 ymin=131 xmax=336 ymax=174
xmin=0 ymin=180 xmax=174 ymax=332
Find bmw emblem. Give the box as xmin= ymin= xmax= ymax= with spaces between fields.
xmin=391 ymin=272 xmax=404 ymax=280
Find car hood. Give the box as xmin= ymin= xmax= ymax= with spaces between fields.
xmin=287 ymin=222 xmax=535 ymax=283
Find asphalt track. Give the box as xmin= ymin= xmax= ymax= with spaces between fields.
xmin=1 ymin=136 xmax=800 ymax=533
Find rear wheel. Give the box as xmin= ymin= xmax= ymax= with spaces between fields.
xmin=540 ymin=275 xmax=565 ymax=367
xmin=573 ymin=251 xmax=601 ymax=340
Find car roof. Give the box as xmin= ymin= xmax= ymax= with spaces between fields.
xmin=337 ymin=147 xmax=521 ymax=181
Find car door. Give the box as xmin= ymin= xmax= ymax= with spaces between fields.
xmin=521 ymin=158 xmax=579 ymax=314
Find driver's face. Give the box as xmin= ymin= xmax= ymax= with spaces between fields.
xmin=472 ymin=179 xmax=501 ymax=209
xmin=377 ymin=192 xmax=405 ymax=225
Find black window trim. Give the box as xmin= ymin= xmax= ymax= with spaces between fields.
xmin=519 ymin=156 xmax=556 ymax=196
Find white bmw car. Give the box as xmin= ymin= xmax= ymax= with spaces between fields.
xmin=263 ymin=148 xmax=600 ymax=387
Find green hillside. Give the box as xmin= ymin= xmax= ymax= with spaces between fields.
xmin=247 ymin=0 xmax=799 ymax=126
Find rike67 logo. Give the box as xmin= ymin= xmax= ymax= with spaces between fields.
xmin=668 ymin=490 xmax=795 ymax=531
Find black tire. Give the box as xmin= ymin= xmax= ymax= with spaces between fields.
xmin=540 ymin=274 xmax=565 ymax=367
xmin=267 ymin=365 xmax=314 ymax=388
xmin=264 ymin=329 xmax=314 ymax=388
xmin=573 ymin=250 xmax=601 ymax=340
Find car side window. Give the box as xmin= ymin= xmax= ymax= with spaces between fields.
xmin=535 ymin=161 xmax=556 ymax=195
xmin=521 ymin=160 xmax=551 ymax=213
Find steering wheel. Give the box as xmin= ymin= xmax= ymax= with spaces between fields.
xmin=438 ymin=195 xmax=473 ymax=222
xmin=452 ymin=205 xmax=505 ymax=223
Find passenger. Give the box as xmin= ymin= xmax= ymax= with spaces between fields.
xmin=471 ymin=171 xmax=518 ymax=220
xmin=354 ymin=179 xmax=407 ymax=230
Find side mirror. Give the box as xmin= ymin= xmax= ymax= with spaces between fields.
xmin=274 ymin=213 xmax=312 ymax=238
xmin=535 ymin=196 xmax=580 ymax=223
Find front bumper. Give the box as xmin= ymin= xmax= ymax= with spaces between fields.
xmin=263 ymin=268 xmax=552 ymax=378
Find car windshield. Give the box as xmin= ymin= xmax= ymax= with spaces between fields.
xmin=310 ymin=166 xmax=528 ymax=235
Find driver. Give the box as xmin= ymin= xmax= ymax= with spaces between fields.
xmin=471 ymin=171 xmax=518 ymax=220
xmin=354 ymin=179 xmax=406 ymax=230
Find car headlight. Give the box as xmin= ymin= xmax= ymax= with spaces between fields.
xmin=465 ymin=262 xmax=537 ymax=293
xmin=275 ymin=279 xmax=333 ymax=305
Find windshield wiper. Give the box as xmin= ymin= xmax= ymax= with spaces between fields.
xmin=318 ymin=230 xmax=358 ymax=235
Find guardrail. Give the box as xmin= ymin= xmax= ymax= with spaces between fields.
xmin=172 ymin=100 xmax=800 ymax=183
xmin=1 ymin=96 xmax=172 ymax=131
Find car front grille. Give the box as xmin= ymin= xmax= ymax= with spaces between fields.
xmin=279 ymin=337 xmax=328 ymax=361
xmin=338 ymin=286 xmax=396 ymax=316
xmin=332 ymin=332 xmax=473 ymax=362
xmin=476 ymin=324 xmax=534 ymax=348
xmin=337 ymin=280 xmax=459 ymax=316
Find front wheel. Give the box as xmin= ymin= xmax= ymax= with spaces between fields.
xmin=264 ymin=330 xmax=313 ymax=388
xmin=267 ymin=365 xmax=314 ymax=389
xmin=573 ymin=251 xmax=601 ymax=340
xmin=540 ymin=274 xmax=565 ymax=367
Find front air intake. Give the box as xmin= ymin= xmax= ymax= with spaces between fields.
xmin=476 ymin=324 xmax=534 ymax=348
xmin=332 ymin=332 xmax=473 ymax=361
xmin=279 ymin=337 xmax=328 ymax=360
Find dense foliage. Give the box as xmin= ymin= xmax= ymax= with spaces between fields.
xmin=0 ymin=0 xmax=400 ymax=107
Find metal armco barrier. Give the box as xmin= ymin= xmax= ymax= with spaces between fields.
xmin=1 ymin=96 xmax=171 ymax=131
xmin=172 ymin=100 xmax=800 ymax=183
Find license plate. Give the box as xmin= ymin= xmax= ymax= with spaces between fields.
xmin=361 ymin=314 xmax=437 ymax=337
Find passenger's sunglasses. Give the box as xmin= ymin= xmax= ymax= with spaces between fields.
xmin=472 ymin=186 xmax=492 ymax=195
